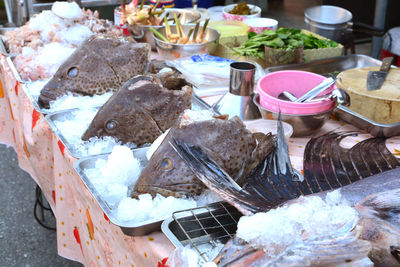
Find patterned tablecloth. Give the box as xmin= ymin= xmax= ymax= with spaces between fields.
xmin=1 ymin=55 xmax=400 ymax=266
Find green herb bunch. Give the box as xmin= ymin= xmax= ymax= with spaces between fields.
xmin=233 ymin=28 xmax=338 ymax=60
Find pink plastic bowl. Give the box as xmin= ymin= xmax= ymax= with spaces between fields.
xmin=257 ymin=70 xmax=336 ymax=115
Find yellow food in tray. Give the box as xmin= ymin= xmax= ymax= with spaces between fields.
xmin=336 ymin=67 xmax=400 ymax=124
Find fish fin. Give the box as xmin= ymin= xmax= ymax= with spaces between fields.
xmin=170 ymin=114 xmax=305 ymax=215
xmin=169 ymin=135 xmax=265 ymax=215
xmin=303 ymin=133 xmax=400 ymax=195
xmin=356 ymin=188 xmax=400 ymax=219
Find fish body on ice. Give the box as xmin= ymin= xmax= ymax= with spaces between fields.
xmin=213 ymin=186 xmax=400 ymax=267
xmin=82 ymin=75 xmax=192 ymax=146
xmin=169 ymin=116 xmax=400 ymax=266
xmin=38 ymin=35 xmax=151 ymax=108
xmin=133 ymin=116 xmax=275 ymax=198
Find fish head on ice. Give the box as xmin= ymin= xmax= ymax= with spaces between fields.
xmin=133 ymin=117 xmax=275 ymax=198
xmin=38 ymin=35 xmax=151 ymax=108
xmin=81 ymin=75 xmax=192 ymax=146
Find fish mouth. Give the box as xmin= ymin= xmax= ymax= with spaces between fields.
xmin=133 ymin=184 xmax=197 ymax=198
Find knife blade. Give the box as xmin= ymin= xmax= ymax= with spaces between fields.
xmin=366 ymin=57 xmax=393 ymax=91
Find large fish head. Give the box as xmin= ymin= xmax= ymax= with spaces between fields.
xmin=134 ymin=130 xmax=204 ymax=198
xmin=81 ymin=75 xmax=162 ymax=144
xmin=38 ymin=36 xmax=151 ymax=108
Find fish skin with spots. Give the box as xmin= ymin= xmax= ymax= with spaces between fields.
xmin=133 ymin=116 xmax=275 ymax=198
xmin=38 ymin=35 xmax=151 ymax=109
xmin=81 ymin=75 xmax=192 ymax=146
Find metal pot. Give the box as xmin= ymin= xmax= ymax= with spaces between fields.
xmin=304 ymin=5 xmax=384 ymax=43
xmin=127 ymin=8 xmax=201 ymax=50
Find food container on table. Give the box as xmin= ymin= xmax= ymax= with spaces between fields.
xmin=244 ymin=17 xmax=278 ymax=33
xmin=153 ymin=24 xmax=220 ymax=60
xmin=127 ymin=8 xmax=201 ymax=50
xmin=222 ymin=4 xmax=261 ymax=21
xmin=256 ymin=70 xmax=337 ymax=136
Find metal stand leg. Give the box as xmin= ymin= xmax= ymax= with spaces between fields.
xmin=33 ymin=185 xmax=56 ymax=231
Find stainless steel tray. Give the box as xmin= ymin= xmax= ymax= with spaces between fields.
xmin=73 ymin=148 xmax=168 ymax=236
xmin=45 ymin=94 xmax=217 ymax=159
xmin=334 ymin=105 xmax=400 ymax=137
xmin=266 ymin=54 xmax=400 ymax=137
xmin=265 ymin=54 xmax=382 ymax=76
xmin=161 ymin=202 xmax=242 ymax=262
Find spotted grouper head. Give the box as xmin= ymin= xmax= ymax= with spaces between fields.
xmin=133 ymin=117 xmax=274 ymax=198
xmin=81 ymin=75 xmax=192 ymax=146
xmin=38 ymin=35 xmax=151 ymax=109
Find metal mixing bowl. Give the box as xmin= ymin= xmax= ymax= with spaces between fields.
xmin=254 ymin=93 xmax=333 ymax=137
xmin=128 ymin=9 xmax=201 ymax=50
xmin=153 ymin=24 xmax=220 ymax=60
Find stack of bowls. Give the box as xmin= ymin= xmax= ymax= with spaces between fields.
xmin=255 ymin=70 xmax=337 ymax=136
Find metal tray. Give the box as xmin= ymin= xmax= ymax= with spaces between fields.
xmin=334 ymin=105 xmax=400 ymax=137
xmin=161 ymin=202 xmax=242 ymax=262
xmin=45 ymin=94 xmax=217 ymax=159
xmin=73 ymin=148 xmax=168 ymax=236
xmin=266 ymin=54 xmax=400 ymax=137
xmin=265 ymin=54 xmax=382 ymax=76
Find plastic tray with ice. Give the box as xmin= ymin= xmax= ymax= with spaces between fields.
xmin=74 ymin=145 xmax=223 ymax=236
xmin=45 ymin=94 xmax=218 ymax=159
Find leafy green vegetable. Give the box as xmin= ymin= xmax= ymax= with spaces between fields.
xmin=233 ymin=27 xmax=338 ymax=60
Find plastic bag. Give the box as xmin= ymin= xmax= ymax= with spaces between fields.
xmin=167 ymin=54 xmax=266 ymax=89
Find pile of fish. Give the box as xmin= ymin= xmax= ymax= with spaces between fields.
xmin=165 ymin=117 xmax=400 ymax=266
xmin=38 ymin=35 xmax=151 ymax=108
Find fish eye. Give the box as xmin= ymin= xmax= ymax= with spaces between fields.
xmin=161 ymin=158 xmax=173 ymax=170
xmin=105 ymin=120 xmax=118 ymax=131
xmin=67 ymin=67 xmax=79 ymax=78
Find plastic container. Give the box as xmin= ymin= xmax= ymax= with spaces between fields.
xmin=208 ymin=20 xmax=250 ymax=38
xmin=257 ymin=70 xmax=336 ymax=115
xmin=244 ymin=18 xmax=278 ymax=33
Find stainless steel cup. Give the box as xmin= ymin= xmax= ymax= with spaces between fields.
xmin=213 ymin=62 xmax=261 ymax=120
xmin=229 ymin=62 xmax=256 ymax=96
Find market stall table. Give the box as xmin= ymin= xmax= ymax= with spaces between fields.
xmin=2 ymin=50 xmax=400 ymax=266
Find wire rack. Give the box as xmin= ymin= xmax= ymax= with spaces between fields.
xmin=168 ymin=202 xmax=242 ymax=262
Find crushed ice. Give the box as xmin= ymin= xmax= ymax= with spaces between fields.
xmin=52 ymin=106 xmax=130 ymax=157
xmin=84 ymin=145 xmax=222 ymax=224
xmin=236 ymin=190 xmax=359 ymax=255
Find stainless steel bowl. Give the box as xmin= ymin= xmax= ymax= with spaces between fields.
xmin=254 ymin=93 xmax=333 ymax=137
xmin=153 ymin=24 xmax=220 ymax=60
xmin=129 ymin=9 xmax=201 ymax=50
